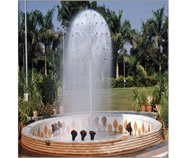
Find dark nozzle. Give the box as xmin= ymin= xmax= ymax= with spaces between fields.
xmin=71 ymin=130 xmax=78 ymax=141
xmin=89 ymin=131 xmax=96 ymax=141
xmin=126 ymin=122 xmax=132 ymax=136
xmin=80 ymin=130 xmax=87 ymax=141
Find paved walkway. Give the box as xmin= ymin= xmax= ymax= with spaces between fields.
xmin=120 ymin=141 xmax=168 ymax=157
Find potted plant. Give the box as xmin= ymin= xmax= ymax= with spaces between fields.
xmin=31 ymin=100 xmax=40 ymax=118
xmin=140 ymin=90 xmax=147 ymax=112
xmin=153 ymin=86 xmax=161 ymax=114
xmin=132 ymin=89 xmax=141 ymax=111
xmin=147 ymin=95 xmax=153 ymax=112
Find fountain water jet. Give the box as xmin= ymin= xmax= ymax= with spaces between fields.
xmin=62 ymin=9 xmax=112 ymax=129
xmin=63 ymin=10 xmax=112 ymax=112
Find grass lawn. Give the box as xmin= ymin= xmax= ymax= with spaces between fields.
xmin=102 ymin=87 xmax=155 ymax=111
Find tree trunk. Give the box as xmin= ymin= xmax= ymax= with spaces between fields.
xmin=45 ymin=55 xmax=47 ymax=76
xmin=159 ymin=64 xmax=162 ymax=72
xmin=116 ymin=57 xmax=119 ymax=79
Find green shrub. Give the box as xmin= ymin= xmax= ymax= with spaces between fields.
xmin=42 ymin=75 xmax=57 ymax=105
xmin=125 ymin=76 xmax=134 ymax=87
xmin=160 ymin=93 xmax=168 ymax=128
xmin=132 ymin=89 xmax=141 ymax=109
xmin=111 ymin=78 xmax=117 ymax=88
xmin=111 ymin=75 xmax=157 ymax=88
xmin=18 ymin=97 xmax=32 ymax=118
xmin=18 ymin=107 xmax=28 ymax=124
xmin=140 ymin=88 xmax=147 ymax=104
xmin=135 ymin=76 xmax=145 ymax=87
xmin=145 ymin=76 xmax=157 ymax=87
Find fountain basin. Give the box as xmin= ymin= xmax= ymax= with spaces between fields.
xmin=22 ymin=112 xmax=162 ymax=156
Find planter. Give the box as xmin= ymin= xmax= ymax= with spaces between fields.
xmin=53 ymin=107 xmax=57 ymax=115
xmin=147 ymin=105 xmax=152 ymax=112
xmin=33 ymin=110 xmax=38 ymax=118
xmin=141 ymin=104 xmax=146 ymax=112
xmin=156 ymin=104 xmax=161 ymax=114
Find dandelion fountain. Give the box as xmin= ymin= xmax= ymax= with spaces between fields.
xmin=21 ymin=9 xmax=163 ymax=156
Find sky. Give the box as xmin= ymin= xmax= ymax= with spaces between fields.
xmin=19 ymin=0 xmax=168 ymax=31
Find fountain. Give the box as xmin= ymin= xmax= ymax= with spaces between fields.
xmin=21 ymin=9 xmax=163 ymax=156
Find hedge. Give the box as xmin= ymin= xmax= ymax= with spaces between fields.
xmin=112 ymin=75 xmax=158 ymax=88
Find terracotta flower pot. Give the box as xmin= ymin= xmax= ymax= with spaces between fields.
xmin=33 ymin=110 xmax=38 ymax=118
xmin=147 ymin=105 xmax=152 ymax=112
xmin=53 ymin=107 xmax=56 ymax=115
xmin=141 ymin=104 xmax=146 ymax=112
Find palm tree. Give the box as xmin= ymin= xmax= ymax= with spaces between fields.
xmin=107 ymin=10 xmax=134 ymax=78
xmin=18 ymin=10 xmax=44 ymax=77
xmin=39 ymin=8 xmax=60 ymax=76
xmin=147 ymin=7 xmax=168 ymax=72
xmin=125 ymin=55 xmax=147 ymax=79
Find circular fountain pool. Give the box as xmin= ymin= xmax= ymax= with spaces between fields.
xmin=22 ymin=112 xmax=163 ymax=156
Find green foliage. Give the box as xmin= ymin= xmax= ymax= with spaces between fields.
xmin=145 ymin=75 xmax=157 ymax=86
xmin=132 ymin=89 xmax=141 ymax=108
xmin=160 ymin=91 xmax=168 ymax=128
xmin=153 ymin=71 xmax=168 ymax=104
xmin=18 ymin=97 xmax=33 ymax=117
xmin=18 ymin=67 xmax=25 ymax=97
xmin=112 ymin=75 xmax=157 ymax=88
xmin=140 ymin=88 xmax=147 ymax=104
xmin=18 ymin=107 xmax=28 ymax=125
xmin=42 ymin=74 xmax=57 ymax=105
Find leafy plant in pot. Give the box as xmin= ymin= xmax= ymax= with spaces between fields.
xmin=147 ymin=95 xmax=153 ymax=112
xmin=132 ymin=89 xmax=141 ymax=111
xmin=140 ymin=89 xmax=147 ymax=112
xmin=153 ymin=86 xmax=161 ymax=114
